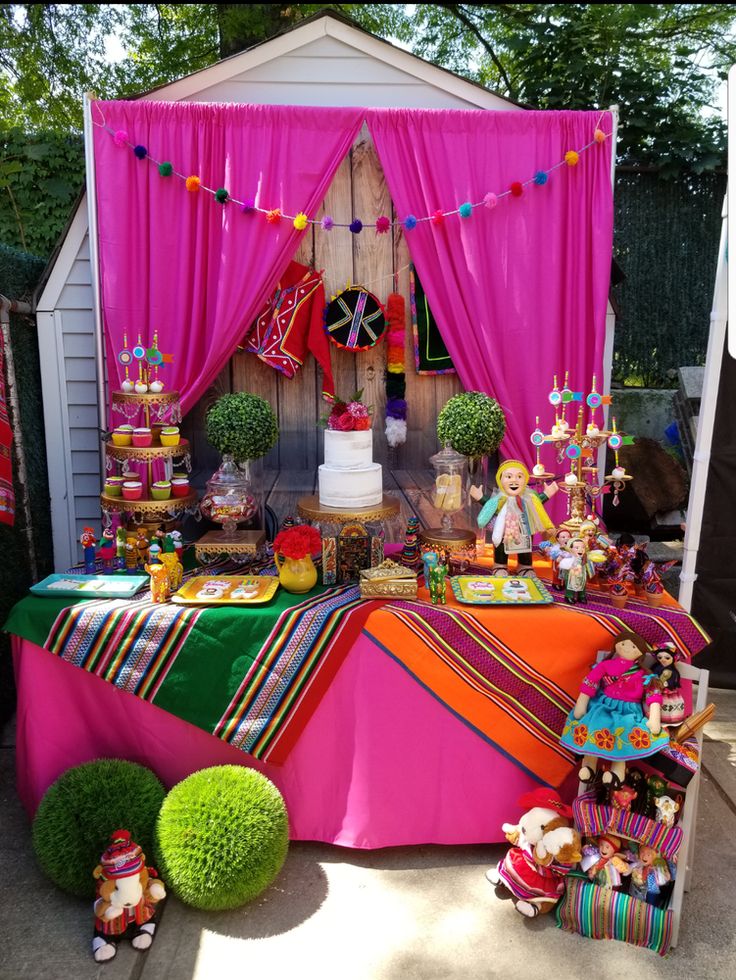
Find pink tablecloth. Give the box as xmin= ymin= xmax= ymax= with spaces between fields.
xmin=14 ymin=636 xmax=574 ymax=847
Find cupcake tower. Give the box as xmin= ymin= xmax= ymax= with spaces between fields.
xmin=101 ymin=335 xmax=198 ymax=529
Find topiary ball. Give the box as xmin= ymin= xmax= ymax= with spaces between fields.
xmin=436 ymin=391 xmax=507 ymax=459
xmin=205 ymin=391 xmax=279 ymax=462
xmin=156 ymin=765 xmax=289 ymax=911
xmin=32 ymin=759 xmax=165 ymax=898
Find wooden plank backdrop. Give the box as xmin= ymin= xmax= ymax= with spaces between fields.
xmin=184 ymin=130 xmax=463 ymax=482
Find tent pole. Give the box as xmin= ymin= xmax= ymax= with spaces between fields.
xmin=679 ymin=191 xmax=728 ymax=611
xmin=83 ymin=93 xmax=108 ymax=445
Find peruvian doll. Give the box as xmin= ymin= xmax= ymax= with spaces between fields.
xmin=558 ymin=538 xmax=607 ymax=604
xmin=649 ymin=642 xmax=687 ymax=727
xmin=580 ymin=834 xmax=634 ymax=889
xmin=560 ymin=631 xmax=670 ymax=788
xmin=470 ymin=460 xmax=559 ymax=567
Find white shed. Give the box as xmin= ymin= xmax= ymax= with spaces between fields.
xmin=36 ymin=9 xmax=616 ymax=569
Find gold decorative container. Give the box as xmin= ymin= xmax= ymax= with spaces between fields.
xmin=359 ymin=560 xmax=418 ymax=599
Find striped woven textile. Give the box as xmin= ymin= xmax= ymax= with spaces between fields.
xmin=45 ymin=595 xmax=203 ymax=699
xmin=556 ymin=874 xmax=673 ymax=956
xmin=573 ymin=792 xmax=683 ymax=860
xmin=363 ymin=599 xmax=578 ymax=785
xmin=214 ymin=587 xmax=380 ymax=763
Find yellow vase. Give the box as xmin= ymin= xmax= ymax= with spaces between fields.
xmin=277 ymin=554 xmax=318 ymax=594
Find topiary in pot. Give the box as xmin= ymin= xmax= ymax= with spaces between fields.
xmin=155 ymin=765 xmax=288 ymax=911
xmin=436 ymin=391 xmax=506 ymax=461
xmin=32 ymin=759 xmax=166 ymax=898
xmin=205 ymin=392 xmax=279 ymax=463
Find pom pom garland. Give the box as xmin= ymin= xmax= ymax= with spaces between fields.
xmin=321 ymin=215 xmax=334 ymax=231
xmin=386 ymin=397 xmax=407 ymax=420
xmin=404 ymin=214 xmax=417 ymax=230
xmin=185 ymin=175 xmax=201 ymax=193
xmin=459 ymin=202 xmax=473 ymax=218
xmin=376 ymin=215 xmax=391 ymax=234
xmin=158 ymin=161 xmax=173 ymax=177
xmin=133 ymin=145 xmax=148 ymax=160
xmin=431 ymin=210 xmax=445 ymax=226
xmin=533 ymin=171 xmax=548 ymax=185
xmin=385 ymin=293 xmax=407 ymax=447
xmin=266 ymin=209 xmax=282 ymax=224
xmin=241 ymin=199 xmax=255 ymax=213
xmin=215 ymin=188 xmax=229 ymax=203
xmin=510 ymin=181 xmax=524 ymax=197
xmin=483 ymin=192 xmax=497 ymax=209
xmin=594 ymin=129 xmax=606 ymax=144
xmin=113 ymin=130 xmax=129 ymax=147
xmin=385 ymin=416 xmax=408 ymax=449
xmin=565 ymin=150 xmax=580 ymax=166
xmin=293 ymin=212 xmax=309 ymax=231
xmin=349 ymin=219 xmax=363 ymax=234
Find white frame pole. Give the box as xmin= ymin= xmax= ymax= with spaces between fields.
xmin=83 ymin=93 xmax=108 ymax=443
xmin=679 ymin=191 xmax=728 ymax=611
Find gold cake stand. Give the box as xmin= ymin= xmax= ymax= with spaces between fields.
xmin=111 ymin=390 xmax=182 ymax=424
xmin=296 ymin=494 xmax=400 ymax=524
xmin=100 ymin=490 xmax=199 ymax=533
xmin=195 ymin=530 xmax=267 ymax=565
xmin=105 ymin=438 xmax=191 ymax=466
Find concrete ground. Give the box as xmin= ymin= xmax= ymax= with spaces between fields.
xmin=2 ymin=691 xmax=735 ymax=980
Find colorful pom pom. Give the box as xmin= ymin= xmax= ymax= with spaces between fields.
xmin=459 ymin=202 xmax=473 ymax=218
xmin=431 ymin=210 xmax=445 ymax=226
xmin=404 ymin=215 xmax=417 ymax=231
xmin=594 ymin=129 xmax=606 ymax=144
xmin=376 ymin=215 xmax=391 ymax=234
xmin=266 ymin=209 xmax=282 ymax=224
xmin=215 ymin=188 xmax=229 ymax=203
xmin=483 ymin=193 xmax=497 ymax=209
xmin=533 ymin=171 xmax=548 ymax=185
xmin=321 ymin=216 xmax=334 ymax=231
xmin=510 ymin=181 xmax=524 ymax=197
xmin=133 ymin=145 xmax=147 ymax=160
xmin=158 ymin=162 xmax=173 ymax=177
xmin=565 ymin=150 xmax=579 ymax=166
xmin=113 ymin=130 xmax=129 ymax=148
xmin=349 ymin=219 xmax=363 ymax=234
xmin=185 ymin=175 xmax=201 ymax=193
xmin=294 ymin=212 xmax=309 ymax=231
xmin=241 ymin=199 xmax=255 ymax=214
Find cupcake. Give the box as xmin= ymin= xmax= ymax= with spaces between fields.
xmin=104 ymin=476 xmax=124 ymax=497
xmin=132 ymin=427 xmax=152 ymax=447
xmin=151 ymin=480 xmax=172 ymax=501
xmin=111 ymin=428 xmax=133 ymax=447
xmin=122 ymin=480 xmax=143 ymax=501
xmin=159 ymin=426 xmax=180 ymax=447
xmin=171 ymin=477 xmax=190 ymax=498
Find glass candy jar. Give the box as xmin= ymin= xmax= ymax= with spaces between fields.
xmin=200 ymin=454 xmax=258 ymax=538
xmin=429 ymin=445 xmax=468 ymax=531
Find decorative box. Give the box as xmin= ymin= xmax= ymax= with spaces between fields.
xmin=359 ymin=560 xmax=418 ymax=599
xmin=322 ymin=522 xmax=385 ymax=585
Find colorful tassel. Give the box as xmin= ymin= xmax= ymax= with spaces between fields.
xmin=565 ymin=150 xmax=580 ymax=166
xmin=294 ymin=212 xmax=309 ymax=231
xmin=158 ymin=162 xmax=173 ymax=177
xmin=385 ymin=293 xmax=407 ymax=447
xmin=376 ymin=215 xmax=391 ymax=234
xmin=185 ymin=175 xmax=201 ymax=193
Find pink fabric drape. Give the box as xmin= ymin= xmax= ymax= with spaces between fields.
xmin=93 ymin=100 xmax=365 ymax=418
xmin=367 ymin=108 xmax=614 ymax=465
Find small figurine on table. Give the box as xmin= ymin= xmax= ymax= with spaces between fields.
xmin=125 ymin=535 xmax=138 ymax=574
xmin=422 ymin=550 xmax=439 ymax=582
xmin=99 ymin=528 xmax=116 ymax=572
xmin=115 ymin=526 xmax=127 ymax=571
xmin=470 ymin=460 xmax=558 ymax=567
xmin=81 ymin=527 xmax=97 ymax=574
xmin=539 ymin=527 xmax=571 ymax=589
xmin=170 ymin=530 xmax=184 ymax=562
xmin=428 ymin=561 xmax=447 ymax=605
xmin=560 ymin=631 xmax=670 ymax=789
xmin=558 ymin=538 xmax=607 ymax=604
xmin=159 ymin=533 xmax=183 ymax=592
xmin=629 ymin=844 xmax=672 ymax=905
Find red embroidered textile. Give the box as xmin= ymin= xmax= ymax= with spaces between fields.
xmin=241 ymin=261 xmax=335 ymax=399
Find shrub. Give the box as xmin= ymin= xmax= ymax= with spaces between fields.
xmin=155 ymin=765 xmax=288 ymax=911
xmin=436 ymin=391 xmax=506 ymax=459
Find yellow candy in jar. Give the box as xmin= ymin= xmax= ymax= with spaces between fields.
xmin=434 ymin=473 xmax=462 ymax=511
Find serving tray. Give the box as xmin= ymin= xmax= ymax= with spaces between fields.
xmin=171 ymin=575 xmax=279 ymax=606
xmin=30 ymin=574 xmax=149 ymax=599
xmin=450 ymin=574 xmax=553 ymax=605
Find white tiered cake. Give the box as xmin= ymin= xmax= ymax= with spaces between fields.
xmin=318 ymin=429 xmax=383 ymax=509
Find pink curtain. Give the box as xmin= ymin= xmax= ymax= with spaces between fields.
xmin=92 ymin=100 xmax=365 ymax=419
xmin=367 ymin=108 xmax=614 ymax=465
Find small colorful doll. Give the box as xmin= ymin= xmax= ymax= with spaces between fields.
xmin=92 ymin=830 xmax=166 ymax=963
xmin=99 ymin=528 xmax=116 ymax=572
xmin=629 ymin=844 xmax=672 ymax=905
xmin=135 ymin=528 xmax=150 ymax=569
xmin=428 ymin=561 xmax=447 ymax=605
xmin=422 ymin=550 xmax=439 ymax=582
xmin=580 ymin=834 xmax=634 ymax=889
xmin=470 ymin=460 xmax=559 ymax=567
xmin=81 ymin=526 xmax=97 ymax=574
xmin=650 ymin=642 xmax=687 ymax=726
xmin=539 ymin=527 xmax=571 ymax=589
xmin=125 ymin=535 xmax=138 ymax=574
xmin=560 ymin=631 xmax=669 ymax=788
xmin=115 ymin=526 xmax=127 ymax=571
xmin=170 ymin=530 xmax=184 ymax=562
xmin=557 ymin=538 xmax=607 ymax=604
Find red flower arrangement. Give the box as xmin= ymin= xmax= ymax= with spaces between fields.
xmin=320 ymin=390 xmax=372 ymax=432
xmin=273 ymin=525 xmax=322 ymax=560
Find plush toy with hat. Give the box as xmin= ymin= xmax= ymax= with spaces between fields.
xmin=485 ymin=787 xmax=582 ymax=917
xmin=91 ymin=830 xmax=166 ymax=963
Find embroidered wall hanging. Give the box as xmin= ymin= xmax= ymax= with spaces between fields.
xmin=410 ymin=266 xmax=456 ymax=376
xmin=324 ymin=286 xmax=386 ymax=351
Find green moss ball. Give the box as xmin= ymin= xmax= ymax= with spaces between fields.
xmin=32 ymin=759 xmax=166 ymax=898
xmin=155 ymin=766 xmax=289 ymax=911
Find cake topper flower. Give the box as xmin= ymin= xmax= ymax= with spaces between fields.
xmin=319 ymin=390 xmax=373 ymax=431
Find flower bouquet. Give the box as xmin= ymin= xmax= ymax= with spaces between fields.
xmin=320 ymin=390 xmax=372 ymax=432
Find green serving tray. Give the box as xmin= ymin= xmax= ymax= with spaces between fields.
xmin=450 ymin=574 xmax=553 ymax=605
